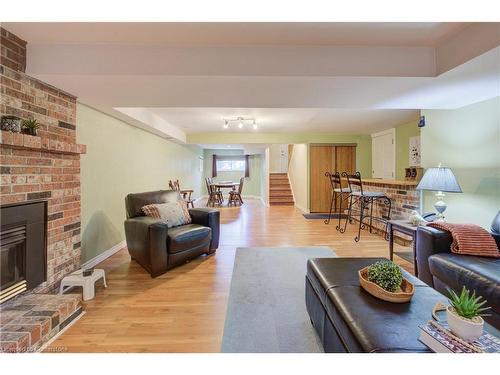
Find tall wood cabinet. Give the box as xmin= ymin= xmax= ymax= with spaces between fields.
xmin=309 ymin=144 xmax=356 ymax=213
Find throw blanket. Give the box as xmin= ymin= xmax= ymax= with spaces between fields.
xmin=428 ymin=222 xmax=500 ymax=258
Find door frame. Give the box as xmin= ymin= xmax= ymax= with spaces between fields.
xmin=371 ymin=128 xmax=396 ymax=179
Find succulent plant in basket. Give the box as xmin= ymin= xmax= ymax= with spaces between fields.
xmin=446 ymin=286 xmax=490 ymax=342
xmin=367 ymin=260 xmax=403 ymax=293
xmin=22 ymin=117 xmax=40 ymax=136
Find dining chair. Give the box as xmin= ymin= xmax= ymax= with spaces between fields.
xmin=205 ymin=178 xmax=222 ymax=207
xmin=169 ymin=179 xmax=195 ymax=208
xmin=228 ymin=177 xmax=244 ymax=206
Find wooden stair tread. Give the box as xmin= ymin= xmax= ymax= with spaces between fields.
xmin=269 ymin=173 xmax=294 ymax=206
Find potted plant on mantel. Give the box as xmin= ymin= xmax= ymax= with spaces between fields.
xmin=447 ymin=286 xmax=490 ymax=342
xmin=22 ymin=117 xmax=40 ymax=136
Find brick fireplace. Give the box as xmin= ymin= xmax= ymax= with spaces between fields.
xmin=1 ymin=27 xmax=86 ymax=352
xmin=1 ymin=27 xmax=86 ymax=295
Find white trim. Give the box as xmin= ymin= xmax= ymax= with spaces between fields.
xmin=37 ymin=310 xmax=86 ymax=353
xmin=371 ymin=127 xmax=396 ymax=179
xmin=81 ymin=240 xmax=126 ymax=270
xmin=370 ymin=128 xmax=396 ymax=138
xmin=260 ymin=197 xmax=269 ymax=207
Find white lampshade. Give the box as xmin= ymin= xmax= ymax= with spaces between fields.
xmin=416 ymin=166 xmax=462 ymax=193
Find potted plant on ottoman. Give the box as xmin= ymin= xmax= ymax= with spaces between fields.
xmin=22 ymin=118 xmax=40 ymax=136
xmin=447 ymin=287 xmax=490 ymax=342
xmin=358 ymin=260 xmax=414 ymax=303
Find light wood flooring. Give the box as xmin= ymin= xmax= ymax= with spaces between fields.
xmin=48 ymin=199 xmax=414 ymax=352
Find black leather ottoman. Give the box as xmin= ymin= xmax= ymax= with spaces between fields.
xmin=305 ymin=257 xmax=442 ymax=353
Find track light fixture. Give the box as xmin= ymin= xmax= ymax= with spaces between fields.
xmin=222 ymin=116 xmax=258 ymax=130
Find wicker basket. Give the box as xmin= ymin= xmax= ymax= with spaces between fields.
xmin=358 ymin=266 xmax=414 ymax=303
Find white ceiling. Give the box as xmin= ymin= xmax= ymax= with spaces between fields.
xmin=3 ymin=22 xmax=468 ymax=47
xmin=145 ymin=108 xmax=420 ymax=134
xmin=3 ymin=22 xmax=498 ymax=142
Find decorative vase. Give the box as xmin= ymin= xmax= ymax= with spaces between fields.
xmin=408 ymin=210 xmax=423 ymax=226
xmin=446 ymin=306 xmax=484 ymax=342
xmin=1 ymin=116 xmax=22 ymax=133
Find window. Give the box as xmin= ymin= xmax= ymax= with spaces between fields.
xmin=216 ymin=159 xmax=246 ymax=172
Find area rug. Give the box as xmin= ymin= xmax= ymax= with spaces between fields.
xmin=302 ymin=213 xmax=344 ymax=220
xmin=394 ymin=250 xmax=414 ymax=264
xmin=221 ymin=246 xmax=336 ymax=353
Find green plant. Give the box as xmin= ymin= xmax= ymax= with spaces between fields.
xmin=367 ymin=260 xmax=403 ymax=292
xmin=22 ymin=118 xmax=39 ymax=131
xmin=448 ymin=286 xmax=490 ymax=319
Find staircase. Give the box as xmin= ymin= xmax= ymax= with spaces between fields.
xmin=269 ymin=173 xmax=295 ymax=206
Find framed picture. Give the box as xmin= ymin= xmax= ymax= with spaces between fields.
xmin=409 ymin=136 xmax=421 ymax=166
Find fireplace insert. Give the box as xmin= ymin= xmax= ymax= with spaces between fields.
xmin=0 ymin=201 xmax=47 ymax=303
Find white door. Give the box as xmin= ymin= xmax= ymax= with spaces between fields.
xmin=371 ymin=129 xmax=395 ymax=179
xmin=279 ymin=144 xmax=288 ymax=173
xmin=269 ymin=144 xmax=289 ymax=173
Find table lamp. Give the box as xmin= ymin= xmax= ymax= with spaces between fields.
xmin=416 ymin=164 xmax=462 ymax=221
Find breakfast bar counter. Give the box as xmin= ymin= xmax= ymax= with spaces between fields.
xmin=354 ymin=178 xmax=421 ymax=242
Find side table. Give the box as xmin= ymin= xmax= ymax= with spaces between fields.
xmin=388 ymin=220 xmax=420 ymax=277
xmin=59 ymin=269 xmax=107 ymax=301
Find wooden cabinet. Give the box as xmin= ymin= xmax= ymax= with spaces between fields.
xmin=309 ymin=144 xmax=356 ymax=213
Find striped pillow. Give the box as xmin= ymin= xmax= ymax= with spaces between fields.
xmin=141 ymin=200 xmax=192 ymax=228
xmin=427 ymin=222 xmax=500 ymax=258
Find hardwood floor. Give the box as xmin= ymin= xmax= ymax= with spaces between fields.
xmin=48 ymin=199 xmax=414 ymax=353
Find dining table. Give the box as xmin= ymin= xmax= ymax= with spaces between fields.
xmin=210 ymin=181 xmax=239 ymax=204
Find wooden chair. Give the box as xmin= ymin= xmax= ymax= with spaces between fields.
xmin=228 ymin=177 xmax=244 ymax=206
xmin=205 ymin=178 xmax=221 ymax=207
xmin=169 ymin=179 xmax=195 ymax=208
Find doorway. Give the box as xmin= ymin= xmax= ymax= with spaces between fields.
xmin=371 ymin=128 xmax=395 ymax=179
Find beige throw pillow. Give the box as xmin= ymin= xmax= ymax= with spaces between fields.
xmin=142 ymin=201 xmax=192 ymax=228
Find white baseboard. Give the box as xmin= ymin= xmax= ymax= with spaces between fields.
xmin=294 ymin=204 xmax=309 ymax=214
xmin=260 ymin=197 xmax=270 ymax=207
xmin=81 ymin=240 xmax=126 ymax=269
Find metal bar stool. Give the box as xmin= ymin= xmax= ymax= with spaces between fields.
xmin=343 ymin=172 xmax=392 ymax=242
xmin=324 ymin=172 xmax=351 ymax=231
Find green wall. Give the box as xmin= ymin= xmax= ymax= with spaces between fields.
xmin=395 ymin=120 xmax=421 ymax=180
xmin=189 ymin=133 xmax=372 ymax=178
xmin=77 ymin=104 xmax=203 ymax=263
xmin=421 ymin=97 xmax=500 ymax=228
xmin=202 ymin=149 xmax=262 ymax=197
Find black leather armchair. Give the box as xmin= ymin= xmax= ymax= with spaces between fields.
xmin=124 ymin=190 xmax=220 ymax=277
xmin=415 ymin=211 xmax=500 ymax=329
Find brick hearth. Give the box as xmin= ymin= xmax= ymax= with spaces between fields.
xmin=0 ymin=293 xmax=83 ymax=353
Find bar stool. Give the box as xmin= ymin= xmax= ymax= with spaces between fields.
xmin=324 ymin=172 xmax=351 ymax=231
xmin=343 ymin=172 xmax=392 ymax=242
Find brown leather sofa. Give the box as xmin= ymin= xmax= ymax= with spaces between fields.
xmin=416 ymin=211 xmax=500 ymax=329
xmin=124 ymin=190 xmax=220 ymax=277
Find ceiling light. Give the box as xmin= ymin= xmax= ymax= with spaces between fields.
xmin=223 ymin=117 xmax=257 ymax=130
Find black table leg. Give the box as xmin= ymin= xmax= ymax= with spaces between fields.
xmin=389 ymin=223 xmax=394 ymax=261
xmin=413 ymin=236 xmax=419 ymax=277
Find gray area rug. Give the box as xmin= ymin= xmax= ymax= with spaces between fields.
xmin=221 ymin=246 xmax=336 ymax=353
xmin=394 ymin=250 xmax=414 ymax=264
xmin=302 ymin=213 xmax=345 ymax=220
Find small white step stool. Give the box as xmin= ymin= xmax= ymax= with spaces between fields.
xmin=59 ymin=269 xmax=107 ymax=301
